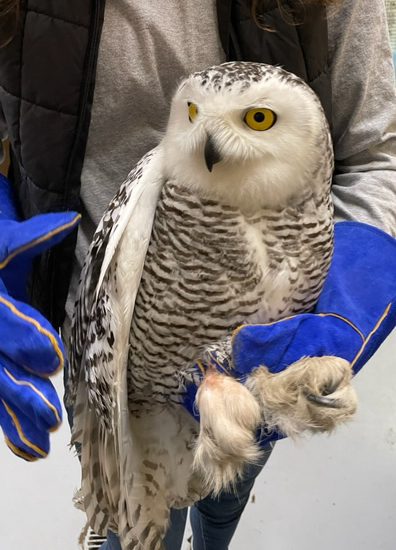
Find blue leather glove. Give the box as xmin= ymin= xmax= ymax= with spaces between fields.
xmin=183 ymin=222 xmax=396 ymax=445
xmin=0 ymin=174 xmax=80 ymax=460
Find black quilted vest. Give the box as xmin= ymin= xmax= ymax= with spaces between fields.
xmin=0 ymin=0 xmax=331 ymax=328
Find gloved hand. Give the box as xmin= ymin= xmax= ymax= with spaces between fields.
xmin=0 ymin=174 xmax=80 ymax=460
xmin=182 ymin=221 xmax=396 ymax=484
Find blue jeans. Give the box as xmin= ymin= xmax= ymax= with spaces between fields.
xmin=100 ymin=443 xmax=274 ymax=550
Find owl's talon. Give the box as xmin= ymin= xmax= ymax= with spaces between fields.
xmin=304 ymin=377 xmax=345 ymax=406
xmin=246 ymin=356 xmax=358 ymax=437
xmin=193 ymin=369 xmax=261 ymax=495
xmin=304 ymin=392 xmax=343 ymax=408
xmin=322 ymin=378 xmax=343 ymax=396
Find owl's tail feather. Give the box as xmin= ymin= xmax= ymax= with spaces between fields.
xmin=194 ymin=369 xmax=262 ymax=495
xmin=71 ymin=378 xmax=118 ymax=538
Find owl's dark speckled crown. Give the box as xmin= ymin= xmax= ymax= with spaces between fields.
xmin=189 ymin=61 xmax=307 ymax=94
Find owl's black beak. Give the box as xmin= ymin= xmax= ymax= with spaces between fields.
xmin=204 ymin=135 xmax=222 ymax=172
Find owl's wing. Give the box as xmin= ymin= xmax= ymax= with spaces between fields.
xmin=67 ymin=146 xmax=166 ymax=540
xmin=66 ymin=146 xmax=164 ymax=426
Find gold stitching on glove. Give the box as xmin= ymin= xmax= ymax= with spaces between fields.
xmin=232 ymin=311 xmax=365 ymax=345
xmin=4 ymin=435 xmax=38 ymax=462
xmin=1 ymin=399 xmax=48 ymax=457
xmin=351 ymin=302 xmax=392 ymax=368
xmin=4 ymin=367 xmax=61 ymax=425
xmin=0 ymin=214 xmax=81 ymax=269
xmin=231 ymin=313 xmax=299 ymax=343
xmin=0 ymin=295 xmax=64 ymax=374
xmin=318 ymin=313 xmax=364 ymax=341
xmin=196 ymin=361 xmax=207 ymax=376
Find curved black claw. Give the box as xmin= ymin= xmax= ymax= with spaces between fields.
xmin=322 ymin=379 xmax=342 ymax=396
xmin=304 ymin=393 xmax=343 ymax=408
xmin=304 ymin=378 xmax=344 ymax=408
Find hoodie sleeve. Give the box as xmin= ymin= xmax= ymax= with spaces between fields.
xmin=328 ymin=0 xmax=396 ymax=236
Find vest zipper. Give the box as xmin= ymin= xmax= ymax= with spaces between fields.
xmin=64 ymin=0 xmax=105 ymax=200
xmin=49 ymin=0 xmax=105 ymax=327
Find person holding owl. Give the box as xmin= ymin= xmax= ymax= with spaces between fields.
xmin=1 ymin=1 xmax=396 ymax=550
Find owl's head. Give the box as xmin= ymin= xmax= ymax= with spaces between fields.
xmin=162 ymin=62 xmax=333 ymax=211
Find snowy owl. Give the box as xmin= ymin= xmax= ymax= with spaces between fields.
xmin=67 ymin=62 xmax=357 ymax=550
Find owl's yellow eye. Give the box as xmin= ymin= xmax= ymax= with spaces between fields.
xmin=188 ymin=102 xmax=198 ymax=122
xmin=244 ymin=108 xmax=276 ymax=131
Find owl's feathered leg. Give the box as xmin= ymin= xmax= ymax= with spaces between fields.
xmin=245 ymin=356 xmax=357 ymax=437
xmin=194 ymin=369 xmax=262 ymax=495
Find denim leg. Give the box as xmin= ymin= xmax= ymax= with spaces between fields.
xmin=190 ymin=443 xmax=274 ymax=550
xmin=100 ymin=530 xmax=122 ymax=550
xmin=164 ymin=507 xmax=188 ymax=550
xmin=99 ymin=508 xmax=187 ymax=550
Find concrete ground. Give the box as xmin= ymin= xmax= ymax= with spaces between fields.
xmin=1 ymin=331 xmax=395 ymax=550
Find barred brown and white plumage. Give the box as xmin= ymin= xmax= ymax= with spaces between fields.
xmin=128 ymin=182 xmax=334 ymax=412
xmin=66 ymin=62 xmax=356 ymax=550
